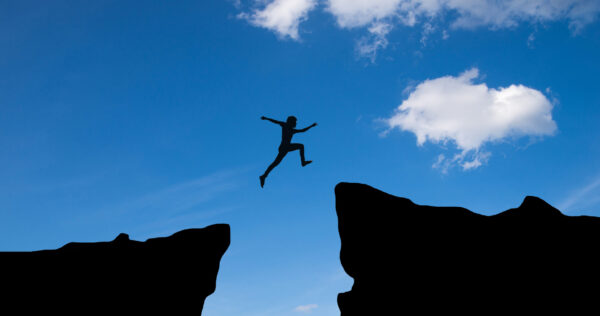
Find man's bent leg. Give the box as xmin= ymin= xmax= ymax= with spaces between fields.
xmin=290 ymin=143 xmax=311 ymax=166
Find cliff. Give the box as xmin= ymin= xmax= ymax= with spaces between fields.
xmin=0 ymin=224 xmax=230 ymax=315
xmin=335 ymin=182 xmax=600 ymax=315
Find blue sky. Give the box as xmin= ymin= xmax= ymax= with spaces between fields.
xmin=1 ymin=0 xmax=599 ymax=315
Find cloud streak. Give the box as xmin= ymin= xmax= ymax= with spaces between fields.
xmin=70 ymin=169 xmax=244 ymax=237
xmin=559 ymin=176 xmax=600 ymax=212
xmin=294 ymin=304 xmax=318 ymax=313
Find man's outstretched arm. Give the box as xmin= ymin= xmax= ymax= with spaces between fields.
xmin=261 ymin=116 xmax=284 ymax=126
xmin=294 ymin=122 xmax=317 ymax=133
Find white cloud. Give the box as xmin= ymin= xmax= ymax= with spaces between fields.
xmin=239 ymin=0 xmax=317 ymax=40
xmin=420 ymin=22 xmax=435 ymax=46
xmin=444 ymin=0 xmax=600 ymax=31
xmin=325 ymin=0 xmax=600 ymax=30
xmin=386 ymin=68 xmax=557 ymax=170
xmin=356 ymin=21 xmax=393 ymax=62
xmin=294 ymin=304 xmax=318 ymax=313
xmin=239 ymin=0 xmax=600 ymax=58
xmin=326 ymin=0 xmax=403 ymax=28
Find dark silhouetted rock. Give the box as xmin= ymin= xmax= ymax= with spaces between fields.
xmin=1 ymin=224 xmax=230 ymax=315
xmin=335 ymin=183 xmax=600 ymax=315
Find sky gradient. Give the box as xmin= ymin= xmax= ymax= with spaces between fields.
xmin=1 ymin=1 xmax=600 ymax=315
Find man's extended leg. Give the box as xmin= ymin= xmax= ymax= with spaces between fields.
xmin=260 ymin=151 xmax=286 ymax=187
xmin=289 ymin=143 xmax=311 ymax=167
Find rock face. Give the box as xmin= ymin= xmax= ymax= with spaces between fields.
xmin=1 ymin=224 xmax=230 ymax=315
xmin=336 ymin=183 xmax=600 ymax=315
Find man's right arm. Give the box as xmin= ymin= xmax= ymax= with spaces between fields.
xmin=261 ymin=116 xmax=283 ymax=125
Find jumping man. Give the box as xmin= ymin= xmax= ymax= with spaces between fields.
xmin=259 ymin=115 xmax=317 ymax=188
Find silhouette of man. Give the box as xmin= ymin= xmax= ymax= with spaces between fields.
xmin=260 ymin=116 xmax=317 ymax=187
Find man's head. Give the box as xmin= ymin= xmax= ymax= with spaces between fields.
xmin=286 ymin=116 xmax=297 ymax=127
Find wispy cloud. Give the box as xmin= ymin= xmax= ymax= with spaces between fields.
xmin=558 ymin=175 xmax=600 ymax=212
xmin=356 ymin=21 xmax=392 ymax=62
xmin=239 ymin=0 xmax=600 ymax=60
xmin=294 ymin=304 xmax=318 ymax=313
xmin=69 ymin=168 xmax=246 ymax=238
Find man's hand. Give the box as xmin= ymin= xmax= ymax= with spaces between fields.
xmin=261 ymin=116 xmax=266 ymax=120
xmin=311 ymin=122 xmax=317 ymax=127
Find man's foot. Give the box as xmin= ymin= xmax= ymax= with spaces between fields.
xmin=302 ymin=160 xmax=312 ymax=167
xmin=259 ymin=175 xmax=266 ymax=188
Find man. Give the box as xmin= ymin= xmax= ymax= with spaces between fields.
xmin=259 ymin=115 xmax=317 ymax=188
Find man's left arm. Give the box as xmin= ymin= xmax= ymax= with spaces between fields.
xmin=294 ymin=122 xmax=317 ymax=133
